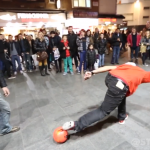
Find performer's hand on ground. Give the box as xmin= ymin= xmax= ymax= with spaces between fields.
xmin=2 ymin=87 xmax=10 ymax=97
xmin=84 ymin=72 xmax=92 ymax=80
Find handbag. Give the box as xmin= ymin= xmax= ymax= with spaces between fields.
xmin=37 ymin=51 xmax=48 ymax=61
xmin=140 ymin=44 xmax=147 ymax=53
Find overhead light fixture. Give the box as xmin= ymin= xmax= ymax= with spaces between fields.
xmin=135 ymin=0 xmax=140 ymax=8
xmin=57 ymin=0 xmax=61 ymax=9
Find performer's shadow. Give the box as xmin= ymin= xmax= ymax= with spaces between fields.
xmin=68 ymin=116 xmax=118 ymax=140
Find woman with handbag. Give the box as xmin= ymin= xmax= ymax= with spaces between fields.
xmin=34 ymin=31 xmax=49 ymax=76
xmin=140 ymin=31 xmax=150 ymax=66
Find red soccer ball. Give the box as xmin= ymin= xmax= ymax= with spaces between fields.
xmin=53 ymin=127 xmax=68 ymax=143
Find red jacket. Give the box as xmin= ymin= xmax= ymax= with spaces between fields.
xmin=127 ymin=33 xmax=141 ymax=47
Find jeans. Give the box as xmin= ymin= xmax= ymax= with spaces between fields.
xmin=79 ymin=51 xmax=86 ymax=72
xmin=99 ymin=54 xmax=105 ymax=67
xmin=0 ymin=93 xmax=12 ymax=135
xmin=74 ymin=73 xmax=129 ymax=132
xmin=63 ymin=56 xmax=73 ymax=73
xmin=23 ymin=53 xmax=32 ymax=70
xmin=11 ymin=55 xmax=22 ymax=72
xmin=131 ymin=47 xmax=139 ymax=59
xmin=111 ymin=46 xmax=120 ymax=64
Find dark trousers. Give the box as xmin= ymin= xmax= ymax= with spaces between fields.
xmin=111 ymin=46 xmax=120 ymax=64
xmin=141 ymin=53 xmax=147 ymax=64
xmin=79 ymin=51 xmax=86 ymax=72
xmin=87 ymin=64 xmax=94 ymax=71
xmin=72 ymin=55 xmax=78 ymax=68
xmin=131 ymin=47 xmax=139 ymax=59
xmin=75 ymin=73 xmax=129 ymax=132
xmin=55 ymin=58 xmax=62 ymax=71
xmin=0 ymin=56 xmax=11 ymax=77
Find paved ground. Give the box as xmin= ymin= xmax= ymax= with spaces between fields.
xmin=1 ymin=52 xmax=150 ymax=150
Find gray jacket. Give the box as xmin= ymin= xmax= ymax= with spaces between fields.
xmin=140 ymin=37 xmax=150 ymax=50
xmin=76 ymin=36 xmax=90 ymax=52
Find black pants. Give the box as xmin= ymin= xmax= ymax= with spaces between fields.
xmin=141 ymin=53 xmax=147 ymax=64
xmin=87 ymin=64 xmax=94 ymax=71
xmin=55 ymin=58 xmax=62 ymax=71
xmin=75 ymin=73 xmax=129 ymax=132
xmin=0 ymin=56 xmax=11 ymax=77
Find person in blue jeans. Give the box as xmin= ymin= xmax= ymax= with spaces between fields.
xmin=96 ymin=33 xmax=107 ymax=67
xmin=111 ymin=28 xmax=122 ymax=64
xmin=76 ymin=30 xmax=89 ymax=74
xmin=8 ymin=35 xmax=23 ymax=75
xmin=59 ymin=35 xmax=73 ymax=75
xmin=0 ymin=70 xmax=20 ymax=135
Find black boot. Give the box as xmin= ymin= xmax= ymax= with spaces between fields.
xmin=39 ymin=66 xmax=45 ymax=76
xmin=44 ymin=65 xmax=50 ymax=75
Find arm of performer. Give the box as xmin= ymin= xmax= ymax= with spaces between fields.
xmin=0 ymin=70 xmax=10 ymax=97
xmin=84 ymin=66 xmax=117 ymax=80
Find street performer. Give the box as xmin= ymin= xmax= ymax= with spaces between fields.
xmin=62 ymin=62 xmax=149 ymax=132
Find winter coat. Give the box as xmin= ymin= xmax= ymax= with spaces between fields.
xmin=49 ymin=35 xmax=61 ymax=53
xmin=140 ymin=36 xmax=150 ymax=50
xmin=76 ymin=36 xmax=90 ymax=52
xmin=67 ymin=32 xmax=78 ymax=57
xmin=127 ymin=33 xmax=141 ymax=47
xmin=112 ymin=33 xmax=122 ymax=46
xmin=93 ymin=32 xmax=99 ymax=48
xmin=96 ymin=38 xmax=107 ymax=55
xmin=18 ymin=39 xmax=30 ymax=53
xmin=34 ymin=38 xmax=47 ymax=52
xmin=59 ymin=40 xmax=72 ymax=59
xmin=0 ymin=40 xmax=7 ymax=60
xmin=86 ymin=49 xmax=97 ymax=65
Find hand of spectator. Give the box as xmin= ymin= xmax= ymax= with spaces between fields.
xmin=117 ymin=38 xmax=120 ymax=41
xmin=2 ymin=87 xmax=10 ymax=97
xmin=84 ymin=72 xmax=92 ymax=80
xmin=63 ymin=47 xmax=66 ymax=50
xmin=67 ymin=47 xmax=70 ymax=49
xmin=26 ymin=52 xmax=29 ymax=54
xmin=53 ymin=48 xmax=56 ymax=51
xmin=4 ymin=49 xmax=7 ymax=53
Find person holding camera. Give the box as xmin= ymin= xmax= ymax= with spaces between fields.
xmin=59 ymin=35 xmax=73 ymax=75
xmin=111 ymin=28 xmax=122 ymax=64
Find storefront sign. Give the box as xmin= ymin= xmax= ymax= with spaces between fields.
xmin=99 ymin=18 xmax=117 ymax=22
xmin=73 ymin=11 xmax=98 ymax=18
xmin=0 ymin=14 xmax=16 ymax=21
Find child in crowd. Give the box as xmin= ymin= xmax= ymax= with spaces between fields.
xmin=86 ymin=44 xmax=97 ymax=71
xmin=59 ymin=35 xmax=73 ymax=75
xmin=53 ymin=46 xmax=61 ymax=73
xmin=96 ymin=33 xmax=107 ymax=67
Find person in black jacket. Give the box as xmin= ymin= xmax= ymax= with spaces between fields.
xmin=111 ymin=28 xmax=122 ymax=64
xmin=0 ymin=69 xmax=20 ymax=135
xmin=34 ymin=31 xmax=49 ymax=76
xmin=93 ymin=28 xmax=100 ymax=49
xmin=49 ymin=31 xmax=61 ymax=72
xmin=18 ymin=33 xmax=32 ymax=72
xmin=7 ymin=35 xmax=23 ymax=75
xmin=0 ymin=34 xmax=15 ymax=79
xmin=96 ymin=33 xmax=107 ymax=67
xmin=67 ymin=26 xmax=78 ymax=70
xmin=86 ymin=44 xmax=97 ymax=71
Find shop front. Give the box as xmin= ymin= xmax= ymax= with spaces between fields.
xmin=0 ymin=12 xmax=66 ymax=38
xmin=66 ymin=10 xmax=124 ymax=33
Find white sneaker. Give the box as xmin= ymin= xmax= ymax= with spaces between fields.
xmin=14 ymin=72 xmax=17 ymax=75
xmin=119 ymin=114 xmax=128 ymax=125
xmin=20 ymin=70 xmax=23 ymax=74
xmin=62 ymin=121 xmax=75 ymax=130
xmin=29 ymin=70 xmax=33 ymax=73
xmin=63 ymin=72 xmax=67 ymax=76
xmin=8 ymin=76 xmax=16 ymax=80
xmin=77 ymin=71 xmax=81 ymax=74
xmin=70 ymin=72 xmax=74 ymax=75
xmin=144 ymin=63 xmax=148 ymax=66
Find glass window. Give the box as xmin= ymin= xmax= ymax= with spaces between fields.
xmin=72 ymin=0 xmax=91 ymax=8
